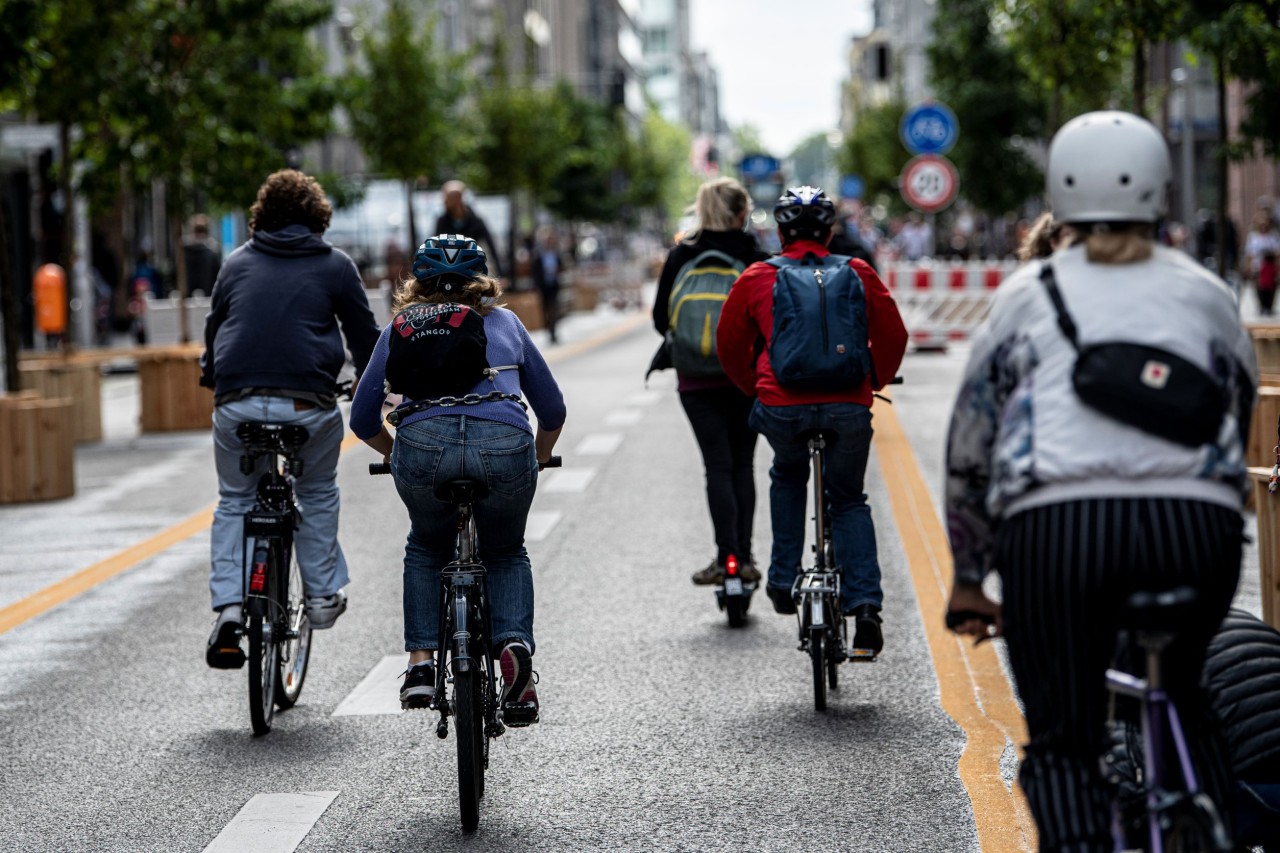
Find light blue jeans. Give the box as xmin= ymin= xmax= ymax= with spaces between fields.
xmin=749 ymin=401 xmax=882 ymax=614
xmin=391 ymin=415 xmax=537 ymax=653
xmin=210 ymin=396 xmax=349 ymax=610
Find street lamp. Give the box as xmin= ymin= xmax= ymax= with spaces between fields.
xmin=1171 ymin=66 xmax=1196 ymax=255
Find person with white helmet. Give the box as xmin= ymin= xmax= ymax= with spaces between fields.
xmin=941 ymin=111 xmax=1257 ymax=850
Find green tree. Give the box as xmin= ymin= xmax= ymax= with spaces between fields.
xmin=541 ymin=82 xmax=629 ymax=223
xmin=839 ymin=100 xmax=912 ymax=215
xmin=929 ymin=0 xmax=1045 ymax=214
xmin=789 ymin=132 xmax=835 ymax=189
xmin=625 ymin=108 xmax=698 ymax=227
xmin=342 ymin=0 xmax=468 ymax=255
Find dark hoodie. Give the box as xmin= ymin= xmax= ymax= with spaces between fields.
xmin=201 ymin=224 xmax=380 ymax=402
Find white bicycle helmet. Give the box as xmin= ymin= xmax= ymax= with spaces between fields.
xmin=1048 ymin=111 xmax=1171 ymax=224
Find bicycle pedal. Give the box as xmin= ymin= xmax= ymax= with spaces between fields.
xmin=502 ymin=701 xmax=539 ymax=727
xmin=848 ymin=648 xmax=879 ymax=662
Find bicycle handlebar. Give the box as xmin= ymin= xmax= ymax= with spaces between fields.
xmin=368 ymin=455 xmax=562 ymax=477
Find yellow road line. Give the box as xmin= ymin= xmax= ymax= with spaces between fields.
xmin=0 ymin=312 xmax=650 ymax=637
xmin=874 ymin=400 xmax=1038 ymax=852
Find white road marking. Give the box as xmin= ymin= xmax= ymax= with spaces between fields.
xmin=625 ymin=391 xmax=663 ymax=406
xmin=604 ymin=409 xmax=643 ymax=426
xmin=541 ymin=468 xmax=597 ymax=493
xmin=525 ymin=510 xmax=563 ymax=542
xmin=576 ymin=433 xmax=624 ymax=455
xmin=332 ymin=655 xmax=405 ymax=717
xmin=203 ymin=791 xmax=339 ymax=853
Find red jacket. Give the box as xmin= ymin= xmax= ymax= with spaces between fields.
xmin=715 ymin=240 xmax=907 ymax=406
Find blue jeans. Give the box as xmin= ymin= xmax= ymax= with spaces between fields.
xmin=1237 ymin=780 xmax=1280 ymax=845
xmin=391 ymin=415 xmax=537 ymax=653
xmin=748 ymin=401 xmax=881 ymax=613
xmin=210 ymin=397 xmax=349 ymax=610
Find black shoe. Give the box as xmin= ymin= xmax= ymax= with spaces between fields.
xmin=205 ymin=606 xmax=246 ymax=669
xmin=850 ymin=605 xmax=883 ymax=659
xmin=766 ymin=585 xmax=797 ymax=615
xmin=500 ymin=642 xmax=539 ymax=726
xmin=400 ymin=661 xmax=436 ymax=709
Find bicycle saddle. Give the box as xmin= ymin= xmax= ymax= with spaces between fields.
xmin=435 ymin=478 xmax=488 ymax=504
xmin=797 ymin=428 xmax=838 ymax=446
xmin=236 ymin=422 xmax=310 ymax=455
xmin=1121 ymin=586 xmax=1199 ymax=633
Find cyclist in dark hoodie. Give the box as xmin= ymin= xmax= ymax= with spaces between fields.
xmin=201 ymin=169 xmax=380 ymax=668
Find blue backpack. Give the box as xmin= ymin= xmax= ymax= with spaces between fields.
xmin=767 ymin=253 xmax=871 ymax=391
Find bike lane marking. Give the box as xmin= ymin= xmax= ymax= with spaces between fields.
xmin=202 ymin=791 xmax=339 ymax=853
xmin=332 ymin=654 xmax=405 ymax=716
xmin=576 ymin=432 xmax=624 ymax=455
xmin=0 ymin=312 xmax=653 ymax=638
xmin=539 ymin=468 xmax=597 ymax=493
xmin=873 ymin=400 xmax=1038 ymax=853
xmin=525 ymin=510 xmax=563 ymax=542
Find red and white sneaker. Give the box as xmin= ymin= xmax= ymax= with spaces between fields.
xmin=499 ymin=642 xmax=539 ymax=726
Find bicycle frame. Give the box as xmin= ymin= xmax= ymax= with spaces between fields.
xmin=794 ymin=435 xmax=842 ymax=636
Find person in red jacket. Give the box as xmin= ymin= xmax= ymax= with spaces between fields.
xmin=716 ymin=186 xmax=907 ymax=655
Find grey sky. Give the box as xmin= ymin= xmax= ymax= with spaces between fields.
xmin=689 ymin=0 xmax=874 ymax=157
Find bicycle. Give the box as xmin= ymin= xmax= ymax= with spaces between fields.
xmin=1101 ymin=587 xmax=1233 ymax=853
xmin=235 ymin=420 xmax=314 ymax=737
xmin=371 ymin=454 xmax=561 ymax=833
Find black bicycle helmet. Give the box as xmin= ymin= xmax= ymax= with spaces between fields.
xmin=412 ymin=233 xmax=488 ymax=292
xmin=774 ymin=186 xmax=836 ymax=241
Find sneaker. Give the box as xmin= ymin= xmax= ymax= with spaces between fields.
xmin=400 ymin=661 xmax=436 ymax=709
xmin=305 ymin=589 xmax=347 ymax=629
xmin=499 ymin=642 xmax=539 ymax=726
xmin=691 ymin=559 xmax=725 ymax=586
xmin=766 ymin=585 xmax=798 ymax=615
xmin=206 ymin=605 xmax=246 ymax=669
xmin=850 ymin=604 xmax=884 ymax=659
xmin=737 ymin=560 xmax=762 ymax=583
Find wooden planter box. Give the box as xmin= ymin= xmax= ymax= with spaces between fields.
xmin=0 ymin=392 xmax=75 ymax=503
xmin=18 ymin=359 xmax=102 ymax=443
xmin=1250 ymin=468 xmax=1280 ymax=630
xmin=503 ymin=290 xmax=544 ymax=332
xmin=136 ymin=345 xmax=214 ymax=432
xmin=1249 ymin=324 xmax=1280 ymax=376
xmin=1249 ymin=386 xmax=1280 ymax=469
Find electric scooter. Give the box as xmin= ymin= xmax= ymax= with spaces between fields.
xmin=715 ymin=554 xmax=756 ymax=628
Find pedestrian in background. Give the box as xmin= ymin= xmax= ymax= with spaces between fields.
xmin=184 ymin=214 xmax=222 ymax=297
xmin=434 ymin=180 xmax=504 ymax=278
xmin=652 ymin=177 xmax=769 ymax=586
xmin=530 ymin=228 xmax=570 ymax=344
xmin=201 ymin=169 xmax=380 ymax=668
xmin=1245 ymin=207 xmax=1280 ymax=316
xmin=944 ymin=111 xmax=1256 ymax=851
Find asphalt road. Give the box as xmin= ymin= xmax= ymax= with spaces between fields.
xmin=0 ymin=302 xmax=1265 ymax=852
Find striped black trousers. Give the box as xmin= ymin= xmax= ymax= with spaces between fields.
xmin=996 ymin=497 xmax=1243 ymax=853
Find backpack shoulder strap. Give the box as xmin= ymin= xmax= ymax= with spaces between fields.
xmin=1038 ymin=262 xmax=1081 ymax=351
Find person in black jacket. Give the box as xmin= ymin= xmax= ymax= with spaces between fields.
xmin=201 ymin=169 xmax=380 ymax=667
xmin=652 ymin=178 xmax=769 ymax=586
xmin=1203 ymin=609 xmax=1280 ymax=845
xmin=434 ymin=181 xmax=504 ymax=278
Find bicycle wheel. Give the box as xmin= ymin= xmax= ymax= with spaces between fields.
xmin=247 ymin=613 xmax=277 ymax=735
xmin=454 ymin=668 xmax=483 ymax=831
xmin=827 ymin=643 xmax=839 ymax=690
xmin=274 ymin=547 xmax=312 ymax=710
xmin=810 ymin=626 xmax=827 ymax=712
xmin=1164 ymin=794 xmax=1231 ymax=853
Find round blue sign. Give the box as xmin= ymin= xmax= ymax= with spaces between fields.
xmin=839 ymin=174 xmax=865 ymax=200
xmin=739 ymin=153 xmax=781 ymax=181
xmin=900 ymin=103 xmax=959 ymax=156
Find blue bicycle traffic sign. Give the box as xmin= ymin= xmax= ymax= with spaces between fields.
xmin=739 ymin=153 xmax=781 ymax=181
xmin=900 ymin=102 xmax=959 ymax=156
xmin=839 ymin=174 xmax=865 ymax=200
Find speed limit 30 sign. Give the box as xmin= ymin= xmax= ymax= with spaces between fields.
xmin=900 ymin=154 xmax=959 ymax=214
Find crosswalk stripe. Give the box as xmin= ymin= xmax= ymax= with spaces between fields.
xmin=332 ymin=655 xmax=405 ymax=717
xmin=202 ymin=791 xmax=339 ymax=853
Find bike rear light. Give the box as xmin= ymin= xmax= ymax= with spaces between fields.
xmin=249 ymin=563 xmax=267 ymax=593
xmin=726 ymin=555 xmax=738 ymax=577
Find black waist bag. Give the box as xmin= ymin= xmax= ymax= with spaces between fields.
xmin=1039 ymin=263 xmax=1227 ymax=447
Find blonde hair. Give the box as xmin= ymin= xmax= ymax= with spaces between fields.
xmin=392 ymin=273 xmax=504 ymax=315
xmin=1059 ymin=223 xmax=1154 ymax=264
xmin=683 ymin=178 xmax=751 ymax=244
xmin=1017 ymin=212 xmax=1059 ymax=262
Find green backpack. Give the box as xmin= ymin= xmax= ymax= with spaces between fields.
xmin=666 ymin=249 xmax=746 ymax=377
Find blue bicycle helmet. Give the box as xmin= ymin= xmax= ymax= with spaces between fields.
xmin=412 ymin=233 xmax=488 ymax=291
xmin=774 ymin=186 xmax=836 ymax=241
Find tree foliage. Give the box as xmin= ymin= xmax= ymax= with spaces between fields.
xmin=929 ymin=0 xmax=1045 ymax=214
xmin=838 ymin=100 xmax=912 ymax=215
xmin=625 ymin=109 xmax=699 ymax=226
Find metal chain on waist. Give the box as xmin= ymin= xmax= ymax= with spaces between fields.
xmin=386 ymin=390 xmax=526 ymax=427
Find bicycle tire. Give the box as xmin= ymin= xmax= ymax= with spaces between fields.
xmin=454 ymin=668 xmax=483 ymax=832
xmin=726 ymin=594 xmax=747 ymax=628
xmin=811 ymin=627 xmax=827 ymax=712
xmin=274 ymin=546 xmax=312 ymax=710
xmin=827 ymin=648 xmax=839 ymax=690
xmin=247 ymin=613 xmax=277 ymax=735
xmin=1163 ymin=793 xmax=1232 ymax=853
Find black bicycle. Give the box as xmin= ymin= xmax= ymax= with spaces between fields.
xmin=236 ymin=421 xmax=313 ymax=736
xmin=371 ymin=454 xmax=560 ymax=832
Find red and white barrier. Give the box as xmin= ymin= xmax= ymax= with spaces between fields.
xmin=882 ymin=260 xmax=1018 ymax=349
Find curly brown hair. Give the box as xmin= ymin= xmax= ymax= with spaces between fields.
xmin=248 ymin=169 xmax=332 ymax=233
xmin=392 ymin=273 xmax=504 ymax=316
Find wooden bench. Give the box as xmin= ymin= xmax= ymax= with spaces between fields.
xmin=0 ymin=392 xmax=75 ymax=503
